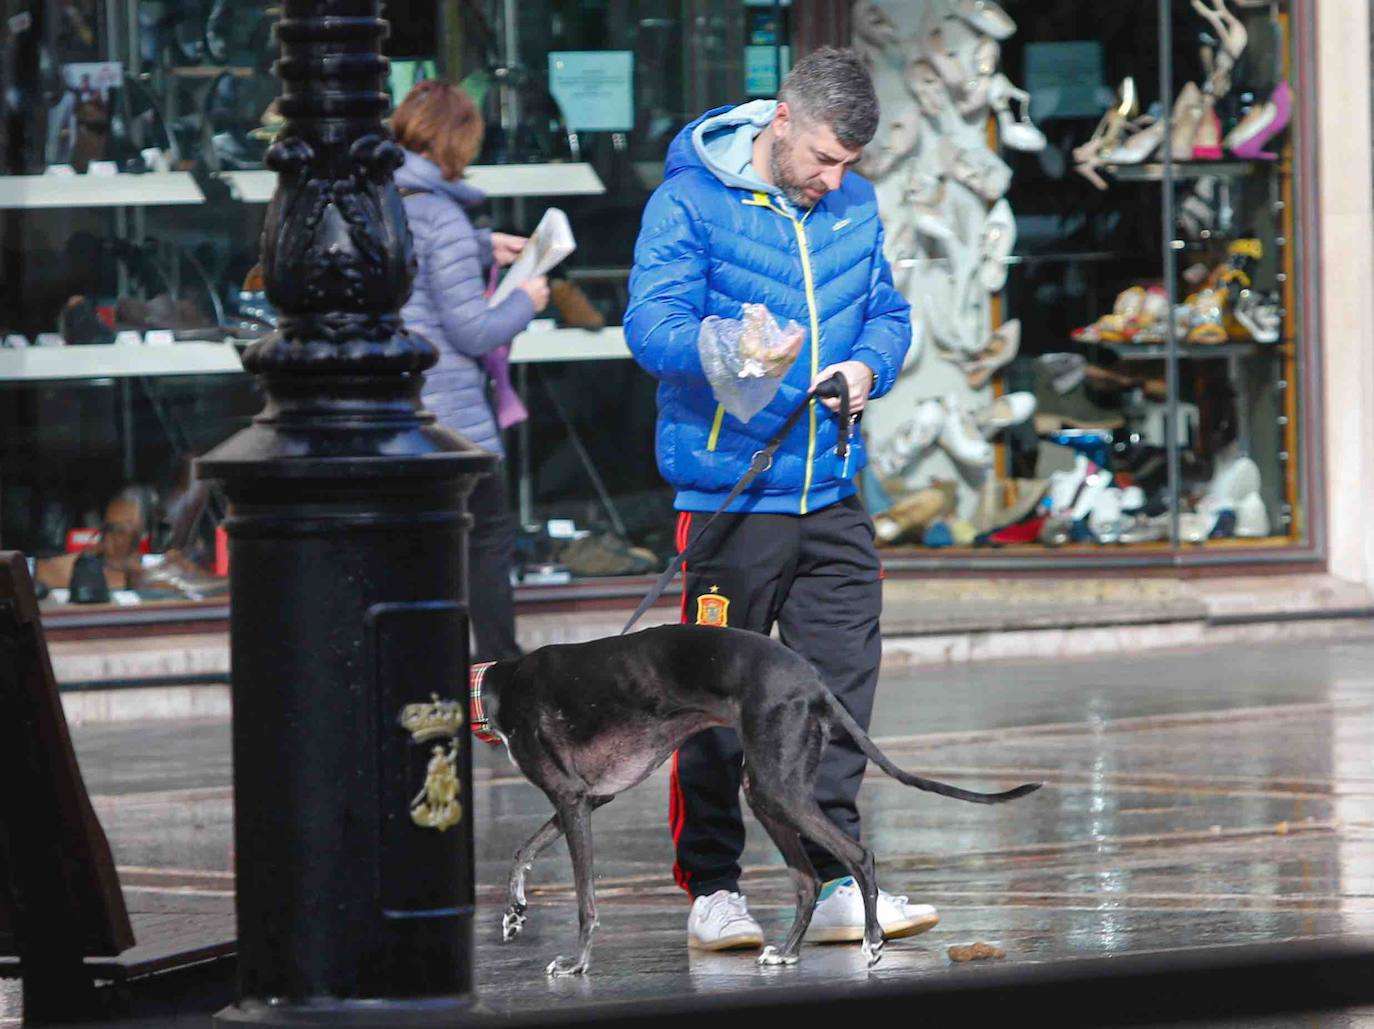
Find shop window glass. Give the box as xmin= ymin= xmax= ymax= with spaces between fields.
xmin=859 ymin=0 xmax=1304 ymax=561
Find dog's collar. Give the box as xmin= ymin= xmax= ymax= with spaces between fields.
xmin=469 ymin=661 xmax=503 ymax=746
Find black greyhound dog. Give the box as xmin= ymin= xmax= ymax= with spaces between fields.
xmin=470 ymin=624 xmax=1040 ymax=976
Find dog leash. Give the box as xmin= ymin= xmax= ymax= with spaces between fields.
xmin=620 ymin=371 xmax=851 ymax=636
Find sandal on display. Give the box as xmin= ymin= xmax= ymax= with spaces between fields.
xmin=1191 ymin=0 xmax=1247 ymax=97
xmin=988 ymin=73 xmax=1046 ymax=152
xmin=1073 ymin=78 xmax=1139 ymax=190
xmin=1103 ymin=116 xmax=1165 ymax=166
xmin=1226 ymin=81 xmax=1293 ymax=160
xmin=965 ymin=318 xmax=1021 ymax=390
xmin=977 ymin=199 xmax=1016 ymax=292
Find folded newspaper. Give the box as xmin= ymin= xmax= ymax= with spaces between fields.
xmin=489 ymin=207 xmax=576 ymax=306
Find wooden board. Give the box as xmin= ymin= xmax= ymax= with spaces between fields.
xmin=0 ymin=551 xmax=135 ymax=961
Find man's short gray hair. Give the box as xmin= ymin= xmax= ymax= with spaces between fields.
xmin=778 ymin=47 xmax=879 ymax=149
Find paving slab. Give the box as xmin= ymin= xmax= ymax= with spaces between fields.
xmin=6 ymin=636 xmax=1374 ymax=1026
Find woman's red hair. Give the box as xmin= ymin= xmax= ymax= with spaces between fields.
xmin=392 ymin=79 xmax=484 ymax=180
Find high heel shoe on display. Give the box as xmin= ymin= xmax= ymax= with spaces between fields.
xmin=1192 ymin=99 xmax=1223 ymax=160
xmin=977 ymin=199 xmax=1016 ymax=291
xmin=956 ymin=38 xmax=1002 ymax=118
xmin=965 ymin=319 xmax=1022 ymax=389
xmin=1074 ymin=77 xmax=1139 ymax=190
xmin=1226 ymin=81 xmax=1293 ymax=160
xmin=1168 ymin=82 xmax=1205 ymax=161
xmin=1104 ymin=116 xmax=1165 ymax=165
xmin=988 ymin=73 xmax=1046 ymax=152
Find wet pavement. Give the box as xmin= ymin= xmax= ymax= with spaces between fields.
xmin=7 ymin=635 xmax=1374 ymax=1025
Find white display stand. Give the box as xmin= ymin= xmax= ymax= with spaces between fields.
xmin=0 ymin=173 xmax=204 ymax=210
xmin=219 ymin=163 xmax=607 ymax=204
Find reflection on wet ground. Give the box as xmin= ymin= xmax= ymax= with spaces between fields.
xmin=10 ymin=637 xmax=1374 ymax=1025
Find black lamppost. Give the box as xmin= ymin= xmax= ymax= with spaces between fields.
xmin=197 ymin=1 xmax=492 ymax=1022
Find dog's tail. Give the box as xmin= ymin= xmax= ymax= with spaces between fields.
xmin=821 ymin=691 xmax=1041 ymax=804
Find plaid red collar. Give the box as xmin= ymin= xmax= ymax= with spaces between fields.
xmin=469 ymin=661 xmax=503 ymax=746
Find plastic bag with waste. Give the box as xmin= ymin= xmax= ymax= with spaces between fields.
xmin=695 ymin=303 xmax=805 ymax=423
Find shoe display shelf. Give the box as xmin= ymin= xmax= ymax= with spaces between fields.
xmin=1105 ymin=159 xmax=1261 ymax=182
xmin=218 ymin=162 xmax=607 ymax=204
xmin=1090 ymin=340 xmax=1275 ymax=360
xmin=0 ymin=172 xmax=204 ymax=210
xmin=0 ymin=341 xmax=242 ymax=381
xmin=0 ymin=327 xmax=628 ymax=381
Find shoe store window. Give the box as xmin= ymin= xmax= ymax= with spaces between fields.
xmin=858 ymin=0 xmax=1312 ymax=565
xmin=0 ymin=1 xmax=811 ymax=624
xmin=453 ymin=0 xmax=805 ymax=586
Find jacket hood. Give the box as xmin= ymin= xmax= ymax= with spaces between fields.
xmin=664 ymin=100 xmax=780 ymax=194
xmin=395 ymin=149 xmax=487 ymax=208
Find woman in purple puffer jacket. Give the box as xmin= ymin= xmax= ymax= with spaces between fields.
xmin=393 ymin=79 xmax=549 ymax=662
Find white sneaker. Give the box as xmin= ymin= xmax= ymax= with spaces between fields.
xmin=687 ymin=890 xmax=764 ymax=951
xmin=806 ymin=877 xmax=940 ymax=943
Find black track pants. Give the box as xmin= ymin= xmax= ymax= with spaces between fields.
xmin=667 ymin=494 xmax=883 ymax=896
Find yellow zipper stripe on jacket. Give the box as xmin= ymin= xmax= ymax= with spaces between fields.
xmin=730 ymin=193 xmax=822 ymax=510
xmin=705 ymin=403 xmax=726 ymax=451
xmin=771 ymin=200 xmax=822 ymax=515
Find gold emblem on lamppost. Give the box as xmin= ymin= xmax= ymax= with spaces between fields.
xmin=400 ymin=693 xmax=464 ymax=742
xmin=398 ymin=694 xmax=465 ymax=831
xmin=409 ymin=742 xmax=462 ymax=831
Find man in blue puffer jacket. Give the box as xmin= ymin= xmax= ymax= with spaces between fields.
xmin=625 ymin=48 xmax=931 ymax=953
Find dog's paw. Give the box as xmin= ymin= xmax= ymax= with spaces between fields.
xmin=861 ymin=938 xmax=885 ymax=967
xmin=502 ymin=908 xmax=527 ymax=942
xmin=545 ymin=955 xmax=588 ymax=977
xmin=756 ymin=946 xmax=799 ymax=967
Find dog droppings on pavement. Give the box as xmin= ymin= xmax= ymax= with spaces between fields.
xmin=947 ymin=942 xmax=1006 ymax=962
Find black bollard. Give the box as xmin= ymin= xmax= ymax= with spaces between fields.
xmin=196 ymin=1 xmax=493 ymax=1022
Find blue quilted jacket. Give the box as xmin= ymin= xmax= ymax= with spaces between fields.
xmin=397 ymin=150 xmax=535 ymax=456
xmin=625 ymin=102 xmax=913 ymax=515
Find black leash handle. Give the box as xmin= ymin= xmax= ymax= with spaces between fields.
xmin=621 ymin=371 xmax=851 ymax=635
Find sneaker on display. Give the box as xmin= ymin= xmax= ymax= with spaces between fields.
xmin=687 ymin=890 xmax=764 ymax=952
xmin=806 ymin=876 xmax=939 ymax=943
